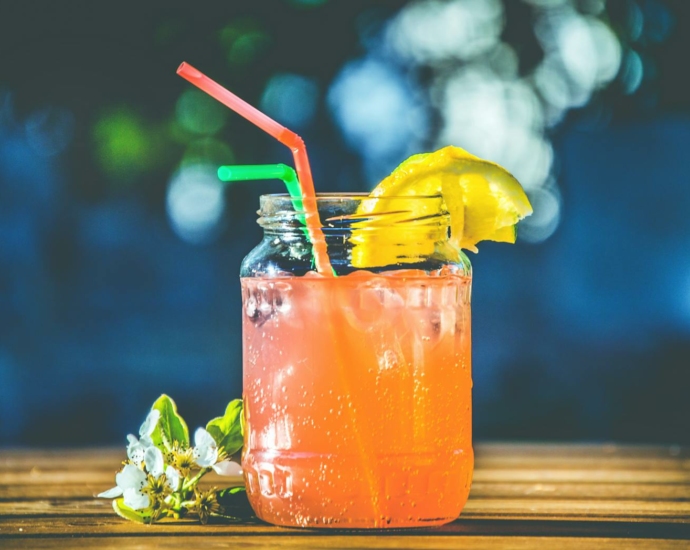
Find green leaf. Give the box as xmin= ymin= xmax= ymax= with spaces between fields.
xmin=215 ymin=487 xmax=256 ymax=521
xmin=150 ymin=394 xmax=189 ymax=450
xmin=112 ymin=498 xmax=152 ymax=524
xmin=240 ymin=401 xmax=246 ymax=437
xmin=206 ymin=399 xmax=244 ymax=456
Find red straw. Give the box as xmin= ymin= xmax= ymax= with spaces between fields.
xmin=176 ymin=62 xmax=332 ymax=275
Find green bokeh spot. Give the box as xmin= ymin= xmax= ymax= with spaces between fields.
xmin=175 ymin=89 xmax=228 ymax=136
xmin=93 ymin=108 xmax=154 ymax=181
xmin=228 ymin=33 xmax=271 ymax=68
xmin=219 ymin=18 xmax=271 ymax=69
xmin=182 ymin=137 xmax=235 ymax=168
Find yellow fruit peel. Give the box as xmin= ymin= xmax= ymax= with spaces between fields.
xmin=351 ymin=146 xmax=533 ymax=268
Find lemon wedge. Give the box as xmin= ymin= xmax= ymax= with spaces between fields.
xmin=351 ymin=146 xmax=533 ymax=268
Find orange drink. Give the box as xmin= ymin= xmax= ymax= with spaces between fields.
xmin=241 ymin=194 xmax=473 ymax=528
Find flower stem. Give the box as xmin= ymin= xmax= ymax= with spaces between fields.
xmin=182 ymin=467 xmax=212 ymax=492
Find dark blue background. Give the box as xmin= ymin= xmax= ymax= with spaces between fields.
xmin=0 ymin=0 xmax=688 ymax=446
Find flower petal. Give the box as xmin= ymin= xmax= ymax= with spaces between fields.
xmin=127 ymin=438 xmax=146 ymax=467
xmin=139 ymin=409 xmax=161 ymax=438
xmin=194 ymin=427 xmax=216 ymax=448
xmin=123 ymin=487 xmax=150 ymax=510
xmin=117 ymin=464 xmax=147 ymax=491
xmin=145 ymin=446 xmax=165 ymax=479
xmin=212 ymin=459 xmax=243 ymax=476
xmin=193 ymin=428 xmax=218 ymax=467
xmin=97 ymin=486 xmax=123 ymax=499
xmin=165 ymin=465 xmax=181 ymax=491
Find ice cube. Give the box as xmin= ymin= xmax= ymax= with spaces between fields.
xmin=405 ymin=283 xmax=431 ymax=309
xmin=244 ymin=281 xmax=294 ymax=327
xmin=273 ymin=282 xmax=293 ymax=314
xmin=405 ymin=282 xmax=458 ymax=345
xmin=341 ymin=277 xmax=404 ymax=331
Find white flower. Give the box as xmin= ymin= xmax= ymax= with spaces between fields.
xmin=144 ymin=445 xmax=164 ymax=478
xmin=192 ymin=428 xmax=218 ymax=467
xmin=191 ymin=427 xmax=241 ymax=475
xmin=126 ymin=409 xmax=160 ymax=467
xmin=98 ymin=464 xmax=150 ymax=510
xmin=139 ymin=409 xmax=160 ymax=439
xmin=165 ymin=465 xmax=181 ymax=491
xmin=126 ymin=435 xmax=146 ymax=467
xmin=211 ymin=459 xmax=243 ymax=476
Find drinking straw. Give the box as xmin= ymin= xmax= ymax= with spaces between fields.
xmin=177 ymin=62 xmax=332 ymax=275
xmin=217 ymin=164 xmax=304 ymax=222
xmin=218 ymin=163 xmax=309 ymax=242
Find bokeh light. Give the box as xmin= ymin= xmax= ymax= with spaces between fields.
xmin=621 ymin=50 xmax=644 ymax=95
xmin=166 ymin=164 xmax=226 ymax=245
xmin=260 ymin=73 xmax=320 ymax=130
xmin=436 ymin=67 xmax=552 ymax=191
xmin=534 ymin=8 xmax=622 ymax=109
xmin=25 ymin=106 xmax=75 ymax=157
xmin=643 ymin=0 xmax=674 ymax=42
xmin=328 ymin=57 xmax=429 ymax=184
xmin=182 ymin=138 xmax=235 ymax=168
xmin=175 ymin=89 xmax=228 ymax=136
xmin=93 ymin=108 xmax=153 ymax=181
xmin=219 ymin=18 xmax=271 ymax=69
xmin=519 ymin=184 xmax=562 ymax=243
xmin=387 ymin=0 xmax=504 ymax=64
xmin=323 ymin=0 xmax=664 ymax=244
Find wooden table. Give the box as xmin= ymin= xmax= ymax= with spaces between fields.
xmin=1 ymin=443 xmax=688 ymax=549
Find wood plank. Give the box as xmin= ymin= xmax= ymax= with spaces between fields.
xmin=472 ymin=469 xmax=690 ymax=484
xmin=469 ymin=482 xmax=690 ymax=500
xmin=475 ymin=457 xmax=690 ymax=472
xmin=1 ymin=443 xmax=686 ymax=471
xmin=0 ymin=471 xmax=245 ymax=487
xmin=3 ymin=467 xmax=687 ymax=486
xmin=1 ymin=444 xmax=689 ymax=545
xmin=0 ymin=449 xmax=123 ymax=471
xmin=0 ymin=516 xmax=689 ymax=540
xmin=3 ymin=535 xmax=690 ymax=550
xmin=2 ymin=481 xmax=688 ymax=503
xmin=1 ymin=496 xmax=688 ymax=521
xmin=0 ymin=482 xmax=237 ymax=500
xmin=475 ymin=443 xmax=689 ymax=459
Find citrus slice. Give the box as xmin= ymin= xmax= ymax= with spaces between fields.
xmin=351 ymin=146 xmax=532 ymax=268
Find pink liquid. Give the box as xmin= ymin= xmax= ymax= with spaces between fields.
xmin=242 ymin=269 xmax=472 ymax=528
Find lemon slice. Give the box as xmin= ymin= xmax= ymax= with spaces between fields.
xmin=351 ymin=146 xmax=533 ymax=268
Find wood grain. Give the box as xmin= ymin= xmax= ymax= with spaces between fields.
xmin=4 ymin=536 xmax=690 ymax=550
xmin=0 ymin=443 xmax=688 ymax=548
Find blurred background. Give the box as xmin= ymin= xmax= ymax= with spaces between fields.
xmin=1 ymin=0 xmax=688 ymax=446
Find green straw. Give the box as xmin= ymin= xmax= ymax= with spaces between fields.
xmin=217 ymin=164 xmax=306 ymax=227
xmin=218 ymin=163 xmax=337 ymax=276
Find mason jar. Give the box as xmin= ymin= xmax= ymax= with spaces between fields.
xmin=240 ymin=194 xmax=473 ymax=528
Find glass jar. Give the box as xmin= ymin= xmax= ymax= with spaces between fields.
xmin=240 ymin=194 xmax=473 ymax=528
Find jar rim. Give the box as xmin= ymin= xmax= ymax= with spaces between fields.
xmin=257 ymin=193 xmax=451 ymax=241
xmin=260 ymin=192 xmax=445 ymax=201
